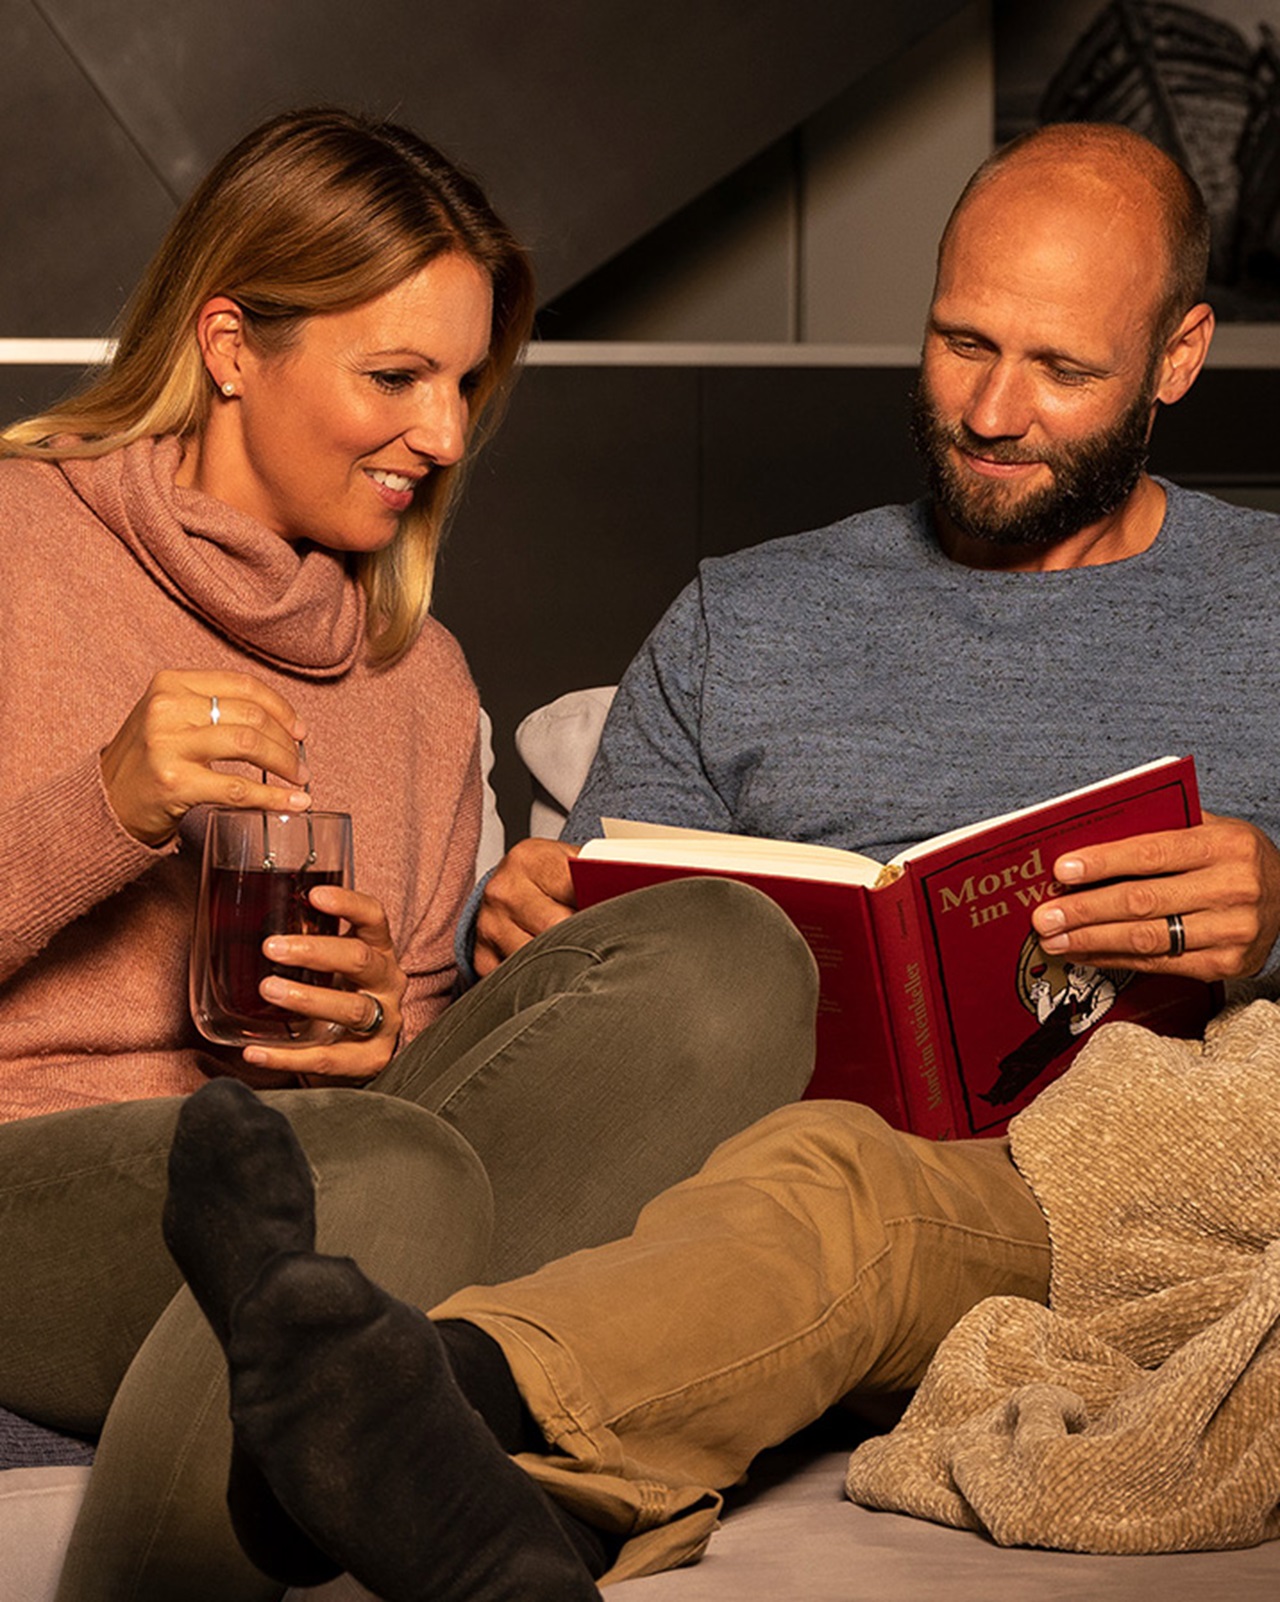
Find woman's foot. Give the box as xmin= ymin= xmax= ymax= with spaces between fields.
xmin=164 ymin=1079 xmax=600 ymax=1598
xmin=163 ymin=1078 xmax=339 ymax=1584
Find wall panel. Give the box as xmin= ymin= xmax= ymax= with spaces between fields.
xmin=435 ymin=365 xmax=702 ymax=823
xmin=0 ymin=0 xmax=173 ymax=334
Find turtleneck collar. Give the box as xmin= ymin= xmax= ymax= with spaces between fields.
xmin=61 ymin=437 xmax=365 ymax=678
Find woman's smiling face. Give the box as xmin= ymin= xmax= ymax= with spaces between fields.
xmin=182 ymin=251 xmax=494 ymax=552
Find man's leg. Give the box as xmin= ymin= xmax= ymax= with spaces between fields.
xmin=435 ymin=1099 xmax=1053 ymax=1580
xmin=168 ymin=1094 xmax=1050 ymax=1592
xmin=375 ymin=877 xmax=820 ymax=1278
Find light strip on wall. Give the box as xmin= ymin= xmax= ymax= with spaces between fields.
xmin=0 ymin=337 xmax=924 ymax=368
xmin=0 ymin=339 xmax=117 ymax=364
xmin=1 ymin=333 xmax=1278 ymax=368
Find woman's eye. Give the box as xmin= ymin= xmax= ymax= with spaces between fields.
xmin=369 ymin=370 xmax=416 ymax=394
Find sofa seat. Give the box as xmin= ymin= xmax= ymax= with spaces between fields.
xmin=8 ymin=1425 xmax=1280 ymax=1602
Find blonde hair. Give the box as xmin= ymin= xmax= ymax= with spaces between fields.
xmin=1 ymin=107 xmax=535 ymax=665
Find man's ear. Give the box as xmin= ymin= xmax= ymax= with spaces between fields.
xmin=1154 ymin=302 xmax=1214 ymax=408
xmin=193 ymin=296 xmax=247 ymax=396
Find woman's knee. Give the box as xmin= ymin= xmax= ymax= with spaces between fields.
xmin=616 ymin=877 xmax=815 ymax=981
xmin=263 ymin=1089 xmax=493 ymax=1306
xmin=602 ymin=878 xmax=819 ymax=1097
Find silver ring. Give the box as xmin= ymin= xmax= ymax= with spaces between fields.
xmin=348 ymin=992 xmax=384 ymax=1038
xmin=1166 ymin=913 xmax=1186 ymax=958
xmin=209 ymin=695 xmax=221 ymax=726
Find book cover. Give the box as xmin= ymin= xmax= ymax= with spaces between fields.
xmin=569 ymin=756 xmax=1218 ymax=1139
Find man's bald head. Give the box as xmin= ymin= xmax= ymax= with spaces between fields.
xmin=938 ymin=123 xmax=1210 ymax=352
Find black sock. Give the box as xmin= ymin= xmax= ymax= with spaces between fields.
xmin=437 ymin=1320 xmax=622 ymax=1580
xmin=166 ymin=1081 xmax=607 ymax=1597
xmin=436 ymin=1320 xmax=546 ymax=1456
xmin=163 ymin=1079 xmax=340 ymax=1586
xmin=227 ymin=1252 xmax=602 ymax=1601
xmin=162 ymin=1077 xmax=316 ymax=1347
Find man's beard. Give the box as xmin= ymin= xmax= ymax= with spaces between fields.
xmin=909 ymin=378 xmax=1154 ymax=548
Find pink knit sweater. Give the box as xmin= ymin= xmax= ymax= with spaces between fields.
xmin=0 ymin=437 xmax=481 ymax=1121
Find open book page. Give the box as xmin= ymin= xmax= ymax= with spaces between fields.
xmin=588 ymin=754 xmax=1184 ymax=890
xmin=886 ymin=755 xmax=1184 ymax=867
xmin=592 ymin=818 xmax=885 ymax=887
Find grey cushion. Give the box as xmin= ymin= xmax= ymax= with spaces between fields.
xmin=0 ymin=1408 xmax=93 ymax=1471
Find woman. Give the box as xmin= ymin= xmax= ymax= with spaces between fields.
xmin=0 ymin=108 xmax=818 ymax=1601
xmin=1 ymin=106 xmax=532 ymax=1111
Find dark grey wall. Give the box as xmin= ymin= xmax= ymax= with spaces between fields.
xmin=0 ymin=0 xmax=967 ymax=329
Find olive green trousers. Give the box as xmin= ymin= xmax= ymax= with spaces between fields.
xmin=0 ymin=879 xmax=817 ymax=1602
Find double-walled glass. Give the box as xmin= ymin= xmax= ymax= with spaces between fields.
xmin=190 ymin=809 xmax=354 ymax=1047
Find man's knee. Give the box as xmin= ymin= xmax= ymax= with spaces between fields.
xmin=708 ymin=1097 xmax=901 ymax=1184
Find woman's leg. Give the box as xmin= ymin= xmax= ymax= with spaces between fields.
xmin=375 ymin=878 xmax=820 ymax=1278
xmin=0 ymin=1096 xmax=189 ymax=1432
xmin=161 ymin=1083 xmax=601 ymax=1602
xmin=0 ymin=1088 xmax=493 ymax=1602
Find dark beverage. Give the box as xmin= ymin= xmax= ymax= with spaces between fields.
xmin=191 ymin=808 xmax=354 ymax=1048
xmin=206 ymin=864 xmax=344 ymax=1029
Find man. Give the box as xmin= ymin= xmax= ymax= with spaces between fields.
xmin=476 ymin=125 xmax=1277 ymax=992
xmin=166 ymin=124 xmax=1280 ymax=1601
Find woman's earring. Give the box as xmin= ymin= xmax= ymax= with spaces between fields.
xmin=221 ymin=381 xmax=237 ymax=397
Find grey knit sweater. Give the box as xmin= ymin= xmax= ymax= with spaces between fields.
xmin=567 ymin=483 xmax=1280 ymax=869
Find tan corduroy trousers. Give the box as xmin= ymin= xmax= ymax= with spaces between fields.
xmin=437 ymin=1100 xmax=1053 ymax=1584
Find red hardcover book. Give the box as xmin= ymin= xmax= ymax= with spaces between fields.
xmin=568 ymin=756 xmax=1217 ymax=1138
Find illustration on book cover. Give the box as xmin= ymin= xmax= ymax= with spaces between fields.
xmin=984 ymin=937 xmax=1132 ymax=1109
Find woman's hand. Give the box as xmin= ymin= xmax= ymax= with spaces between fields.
xmin=241 ymin=884 xmax=408 ymax=1082
xmin=100 ymin=669 xmax=312 ymax=846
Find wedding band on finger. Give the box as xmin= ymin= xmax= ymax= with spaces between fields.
xmin=1165 ymin=912 xmax=1187 ymax=958
xmin=348 ymin=992 xmax=384 ymax=1038
xmin=209 ymin=695 xmax=221 ymax=726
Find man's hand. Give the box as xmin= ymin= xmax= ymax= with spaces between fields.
xmin=473 ymin=837 xmax=580 ymax=976
xmin=1031 ymin=813 xmax=1280 ymax=982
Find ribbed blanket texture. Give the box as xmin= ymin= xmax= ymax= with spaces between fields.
xmin=845 ymin=1000 xmax=1280 ymax=1553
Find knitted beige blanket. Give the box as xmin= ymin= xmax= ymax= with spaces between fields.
xmin=844 ymin=1000 xmax=1280 ymax=1553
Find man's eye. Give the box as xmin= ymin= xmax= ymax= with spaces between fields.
xmin=370 ymin=370 xmax=415 ymax=393
xmin=1045 ymin=366 xmax=1091 ymax=386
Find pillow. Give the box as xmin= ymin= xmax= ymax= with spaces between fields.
xmin=516 ymin=688 xmax=616 ymax=838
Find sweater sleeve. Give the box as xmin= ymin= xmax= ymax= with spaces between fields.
xmin=0 ymin=751 xmax=172 ymax=985
xmin=564 ymin=577 xmax=736 ymax=843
